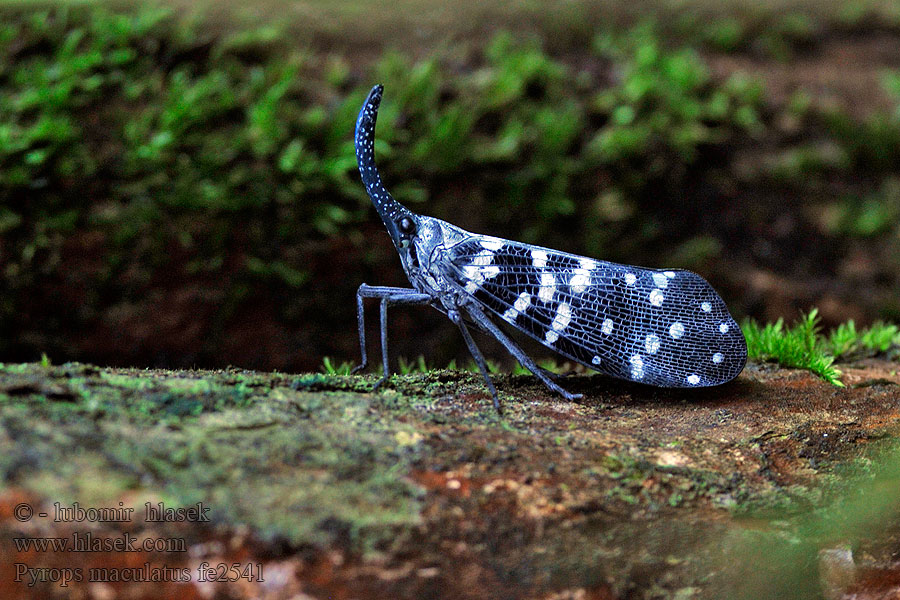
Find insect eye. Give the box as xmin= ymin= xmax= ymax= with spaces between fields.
xmin=397 ymin=217 xmax=416 ymax=235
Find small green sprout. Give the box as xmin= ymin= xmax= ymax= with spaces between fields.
xmin=860 ymin=321 xmax=900 ymax=354
xmin=828 ymin=321 xmax=859 ymax=359
xmin=320 ymin=356 xmax=352 ymax=375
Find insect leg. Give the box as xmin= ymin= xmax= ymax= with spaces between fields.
xmin=537 ymin=366 xmax=562 ymax=381
xmin=350 ymin=287 xmax=369 ymax=374
xmin=463 ymin=302 xmax=583 ymax=401
xmin=448 ymin=308 xmax=501 ymax=413
xmin=351 ymin=284 xmax=432 ymax=390
xmin=373 ymin=297 xmax=389 ymax=390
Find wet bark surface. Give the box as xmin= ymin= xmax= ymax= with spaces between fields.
xmin=1 ymin=360 xmax=899 ymax=599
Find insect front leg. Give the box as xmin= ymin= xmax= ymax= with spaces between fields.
xmin=463 ymin=302 xmax=583 ymax=402
xmin=351 ymin=288 xmax=369 ymax=375
xmin=447 ymin=308 xmax=501 ymax=414
xmin=351 ymin=284 xmax=432 ymax=390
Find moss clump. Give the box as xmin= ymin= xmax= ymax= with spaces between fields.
xmin=828 ymin=319 xmax=900 ymax=359
xmin=742 ymin=309 xmax=844 ymax=386
xmin=0 ymin=362 xmax=425 ymax=551
xmin=741 ymin=308 xmax=844 ymax=387
xmin=743 ymin=309 xmax=900 ymax=386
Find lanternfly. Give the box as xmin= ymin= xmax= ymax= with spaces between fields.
xmin=351 ymin=85 xmax=747 ymax=412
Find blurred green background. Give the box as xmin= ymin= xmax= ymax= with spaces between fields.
xmin=3 ymin=0 xmax=900 ymax=371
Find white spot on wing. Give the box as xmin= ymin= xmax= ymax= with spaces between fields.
xmin=544 ymin=330 xmax=559 ymax=344
xmin=569 ymin=271 xmax=590 ymax=293
xmin=687 ymin=374 xmax=700 ymax=385
xmin=630 ymin=354 xmax=644 ymax=380
xmin=465 ymin=281 xmax=479 ymax=294
xmin=591 ymin=355 xmax=601 ymax=365
xmin=712 ymin=352 xmax=724 ymax=364
xmin=578 ymin=257 xmax=596 ymax=271
xmin=664 ymin=271 xmax=675 ymax=278
xmin=649 ymin=289 xmax=665 ymax=306
xmin=552 ymin=303 xmax=571 ymax=331
xmin=531 ymin=249 xmax=548 ymax=268
xmin=463 ymin=265 xmax=483 ymax=283
xmin=480 ymin=238 xmax=504 ymax=251
xmin=645 ymin=334 xmax=660 ymax=354
xmin=514 ymin=292 xmax=531 ymax=312
xmin=503 ymin=308 xmax=518 ymax=323
xmin=652 ymin=273 xmax=669 ymax=288
xmin=539 ymin=272 xmax=556 ymax=303
xmin=669 ymin=322 xmax=685 ymax=339
xmin=719 ymin=322 xmax=730 ymax=334
xmin=601 ymin=319 xmax=613 ymax=335
xmin=701 ymin=301 xmax=712 ymax=312
xmin=624 ymin=273 xmax=637 ymax=286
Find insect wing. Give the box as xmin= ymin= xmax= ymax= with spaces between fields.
xmin=443 ymin=236 xmax=746 ymax=387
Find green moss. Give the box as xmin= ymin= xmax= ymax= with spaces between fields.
xmin=742 ymin=309 xmax=900 ymax=384
xmin=742 ymin=309 xmax=844 ymax=386
xmin=589 ymin=24 xmax=763 ymax=168
xmin=0 ymin=362 xmax=426 ymax=551
xmin=744 ymin=311 xmax=900 ymax=374
xmin=829 ymin=319 xmax=900 ymax=359
xmin=320 ymin=356 xmax=353 ymax=375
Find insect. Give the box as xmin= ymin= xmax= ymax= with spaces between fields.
xmin=351 ymin=84 xmax=747 ymax=412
